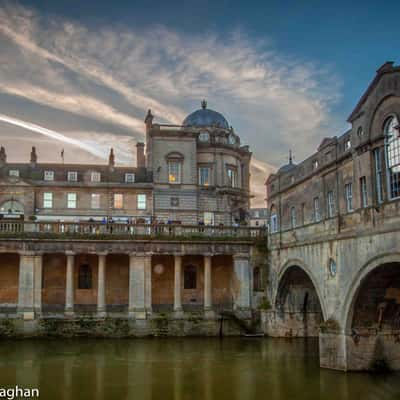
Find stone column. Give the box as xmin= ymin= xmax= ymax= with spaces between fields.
xmin=144 ymin=254 xmax=152 ymax=315
xmin=173 ymin=254 xmax=183 ymax=316
xmin=233 ymin=254 xmax=251 ymax=314
xmin=97 ymin=253 xmax=107 ymax=317
xmin=128 ymin=253 xmax=147 ymax=319
xmin=204 ymin=255 xmax=214 ymax=318
xmin=18 ymin=251 xmax=42 ymax=320
xmin=65 ymin=252 xmax=75 ymax=316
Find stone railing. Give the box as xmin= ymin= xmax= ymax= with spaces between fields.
xmin=0 ymin=221 xmax=266 ymax=241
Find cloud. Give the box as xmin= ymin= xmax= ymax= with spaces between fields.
xmin=0 ymin=2 xmax=342 ymax=205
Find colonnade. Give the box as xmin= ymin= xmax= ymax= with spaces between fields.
xmin=13 ymin=251 xmax=251 ymax=319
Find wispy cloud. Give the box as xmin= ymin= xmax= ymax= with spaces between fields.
xmin=0 ymin=2 xmax=342 ymax=205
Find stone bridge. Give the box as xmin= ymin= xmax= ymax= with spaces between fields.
xmin=263 ymin=203 xmax=400 ymax=371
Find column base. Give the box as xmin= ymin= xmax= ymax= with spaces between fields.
xmin=97 ymin=310 xmax=107 ymax=318
xmin=64 ymin=309 xmax=75 ymax=318
xmin=128 ymin=309 xmax=147 ymax=319
xmin=18 ymin=310 xmax=35 ymax=320
xmin=173 ymin=309 xmax=184 ymax=319
xmin=204 ymin=309 xmax=216 ymax=320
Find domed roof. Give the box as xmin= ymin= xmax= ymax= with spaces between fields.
xmin=278 ymin=150 xmax=296 ymax=173
xmin=182 ymin=100 xmax=229 ymax=129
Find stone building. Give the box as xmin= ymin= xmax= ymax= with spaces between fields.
xmin=264 ymin=62 xmax=400 ymax=370
xmin=0 ymin=102 xmax=260 ymax=336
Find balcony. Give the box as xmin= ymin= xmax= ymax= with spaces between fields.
xmin=0 ymin=221 xmax=266 ymax=242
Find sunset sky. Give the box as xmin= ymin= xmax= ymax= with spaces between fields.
xmin=0 ymin=0 xmax=398 ymax=206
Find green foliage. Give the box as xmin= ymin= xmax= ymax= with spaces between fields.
xmin=258 ymin=297 xmax=272 ymax=310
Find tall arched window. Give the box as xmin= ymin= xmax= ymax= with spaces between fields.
xmin=78 ymin=264 xmax=92 ymax=289
xmin=270 ymin=206 xmax=278 ymax=233
xmin=184 ymin=265 xmax=197 ymax=289
xmin=290 ymin=206 xmax=296 ymax=228
xmin=384 ymin=115 xmax=400 ymax=199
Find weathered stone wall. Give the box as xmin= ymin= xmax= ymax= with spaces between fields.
xmin=0 ymin=315 xmax=246 ymax=338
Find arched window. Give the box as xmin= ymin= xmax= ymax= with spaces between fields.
xmin=78 ymin=264 xmax=92 ymax=289
xmin=253 ymin=267 xmax=261 ymax=291
xmin=270 ymin=206 xmax=278 ymax=233
xmin=0 ymin=200 xmax=24 ymax=216
xmin=184 ymin=265 xmax=197 ymax=289
xmin=290 ymin=206 xmax=296 ymax=228
xmin=384 ymin=115 xmax=400 ymax=199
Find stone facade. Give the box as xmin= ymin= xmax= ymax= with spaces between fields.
xmin=265 ymin=62 xmax=400 ymax=371
xmin=0 ymin=102 xmax=261 ymax=337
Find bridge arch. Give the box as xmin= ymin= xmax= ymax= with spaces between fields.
xmin=342 ymin=252 xmax=400 ymax=333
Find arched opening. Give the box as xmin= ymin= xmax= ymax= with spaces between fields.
xmin=347 ymin=261 xmax=400 ymax=370
xmin=275 ymin=265 xmax=323 ymax=337
xmin=351 ymin=262 xmax=400 ymax=331
xmin=0 ymin=200 xmax=24 ymax=219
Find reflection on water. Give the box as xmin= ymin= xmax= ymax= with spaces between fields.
xmin=0 ymin=338 xmax=399 ymax=400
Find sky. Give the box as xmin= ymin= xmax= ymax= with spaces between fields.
xmin=0 ymin=0 xmax=398 ymax=206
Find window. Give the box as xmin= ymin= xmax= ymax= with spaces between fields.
xmin=313 ymin=197 xmax=321 ymax=222
xmin=137 ymin=194 xmax=147 ymax=210
xmin=114 ymin=194 xmax=123 ymax=209
xmin=199 ymin=167 xmax=211 ymax=186
xmin=125 ymin=173 xmax=135 ymax=183
xmin=344 ymin=139 xmax=351 ymax=150
xmin=43 ymin=192 xmax=53 ymax=208
xmin=327 ymin=191 xmax=335 ymax=218
xmin=67 ymin=193 xmax=77 ymax=209
xmin=374 ymin=148 xmax=383 ymax=203
xmin=357 ymin=127 xmax=363 ymax=138
xmin=9 ymin=169 xmax=19 ymax=177
xmin=78 ymin=264 xmax=92 ymax=289
xmin=67 ymin=171 xmax=77 ymax=181
xmin=184 ymin=265 xmax=197 ymax=289
xmin=301 ymin=203 xmax=306 ymax=225
xmin=44 ymin=170 xmax=54 ymax=181
xmin=227 ymin=167 xmax=237 ymax=188
xmin=360 ymin=176 xmax=368 ymax=208
xmin=91 ymin=193 xmax=100 ymax=209
xmin=384 ymin=115 xmax=400 ymax=199
xmin=170 ymin=197 xmax=179 ymax=207
xmin=168 ymin=160 xmax=181 ymax=184
xmin=290 ymin=206 xmax=296 ymax=228
xmin=199 ymin=131 xmax=210 ymax=142
xmin=253 ymin=267 xmax=261 ymax=291
xmin=312 ymin=160 xmax=319 ymax=170
xmin=91 ymin=172 xmax=101 ymax=182
xmin=345 ymin=183 xmax=353 ymax=212
xmin=270 ymin=208 xmax=278 ymax=233
xmin=204 ymin=212 xmax=214 ymax=226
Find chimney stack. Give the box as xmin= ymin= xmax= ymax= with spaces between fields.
xmin=136 ymin=142 xmax=145 ymax=168
xmin=30 ymin=146 xmax=37 ymax=167
xmin=0 ymin=146 xmax=6 ymax=167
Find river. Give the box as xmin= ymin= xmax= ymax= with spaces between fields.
xmin=0 ymin=338 xmax=399 ymax=399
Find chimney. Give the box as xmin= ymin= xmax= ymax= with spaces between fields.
xmin=136 ymin=142 xmax=145 ymax=168
xmin=30 ymin=146 xmax=37 ymax=167
xmin=0 ymin=146 xmax=6 ymax=167
xmin=108 ymin=148 xmax=115 ymax=169
xmin=144 ymin=109 xmax=154 ymax=134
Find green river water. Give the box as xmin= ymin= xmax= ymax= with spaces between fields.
xmin=0 ymin=338 xmax=399 ymax=400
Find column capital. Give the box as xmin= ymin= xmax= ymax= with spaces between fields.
xmin=18 ymin=250 xmax=42 ymax=256
xmin=65 ymin=251 xmax=76 ymax=256
xmin=97 ymin=251 xmax=108 ymax=257
xmin=233 ymin=253 xmax=250 ymax=261
xmin=129 ymin=252 xmax=152 ymax=258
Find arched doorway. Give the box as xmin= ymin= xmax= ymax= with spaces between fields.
xmin=274 ymin=265 xmax=323 ymax=337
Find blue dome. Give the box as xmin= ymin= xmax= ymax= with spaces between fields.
xmin=183 ymin=100 xmax=229 ymax=129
